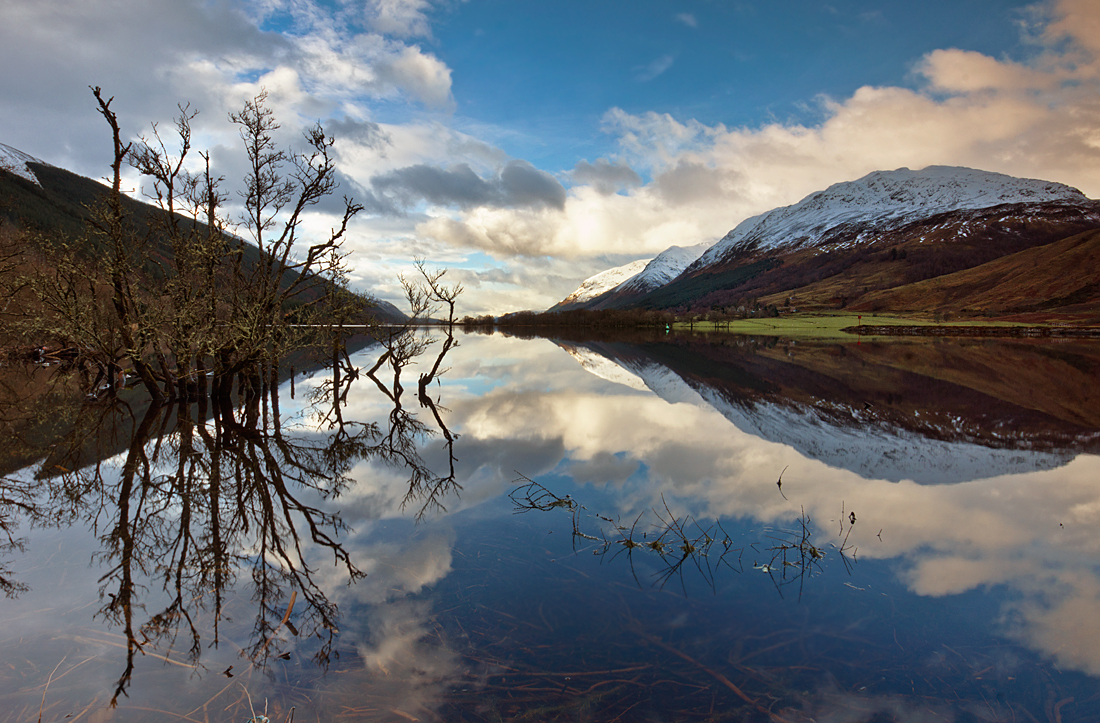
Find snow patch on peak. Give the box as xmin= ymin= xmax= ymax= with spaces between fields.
xmin=691 ymin=165 xmax=1090 ymax=269
xmin=614 ymin=240 xmax=714 ymax=294
xmin=0 ymin=143 xmax=48 ymax=186
xmin=834 ymin=166 xmax=1086 ymax=209
xmin=555 ymin=258 xmax=652 ymax=307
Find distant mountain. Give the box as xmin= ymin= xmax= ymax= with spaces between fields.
xmin=0 ymin=142 xmax=407 ymax=324
xmin=551 ymin=258 xmax=651 ymax=310
xmin=560 ymin=166 xmax=1100 ymax=318
xmin=589 ymin=241 xmax=714 ymax=310
xmin=551 ymin=241 xmax=712 ymax=311
xmin=368 ymin=298 xmax=407 ymax=323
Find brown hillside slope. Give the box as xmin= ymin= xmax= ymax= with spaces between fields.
xmin=849 ymin=228 xmax=1100 ymax=318
xmin=676 ymin=202 xmax=1100 ymax=313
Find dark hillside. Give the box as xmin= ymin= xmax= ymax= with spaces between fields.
xmin=0 ymin=163 xmax=100 ymax=238
xmin=2 ymin=162 xmax=278 ymax=284
xmin=0 ymin=162 xmax=406 ymax=323
xmin=615 ymin=258 xmax=781 ymax=310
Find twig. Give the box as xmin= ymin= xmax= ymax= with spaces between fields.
xmin=38 ymin=655 xmax=67 ymax=723
xmin=257 ymin=590 xmax=298 ymax=658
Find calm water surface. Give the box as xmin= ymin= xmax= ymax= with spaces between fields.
xmin=2 ymin=330 xmax=1100 ymax=722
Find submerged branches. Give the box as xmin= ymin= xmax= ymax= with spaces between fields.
xmin=510 ymin=474 xmax=742 ymax=593
xmin=755 ymin=505 xmax=831 ymax=601
xmin=510 ymin=475 xmax=578 ymax=514
xmin=510 ymin=473 xmax=856 ymax=597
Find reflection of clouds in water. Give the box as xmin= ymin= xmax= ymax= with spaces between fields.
xmin=779 ymin=689 xmax=971 ymax=723
xmin=294 ymin=333 xmax=1100 ymax=680
xmin=456 ymin=371 xmax=1100 ymax=556
xmin=903 ymin=555 xmax=1028 ymax=597
xmin=1001 ymin=570 xmax=1100 ymax=676
xmin=356 ymin=599 xmax=460 ymax=716
xmin=454 ymin=388 xmax=732 ymax=475
xmin=847 ymin=453 xmax=1100 ymax=677
xmin=438 ymin=348 xmax=1100 ymax=562
xmin=313 ymin=531 xmax=455 ymax=607
xmin=284 ymin=335 xmax=582 ymax=523
xmin=439 ymin=338 xmax=1100 ymax=678
xmin=559 ymin=451 xmax=639 ymax=486
xmin=322 ymin=532 xmax=461 ymax=717
xmin=351 ymin=531 xmax=456 ymax=604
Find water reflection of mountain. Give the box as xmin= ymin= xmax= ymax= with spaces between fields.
xmin=555 ymin=332 xmax=1100 ymax=483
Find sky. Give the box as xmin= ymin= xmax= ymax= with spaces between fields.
xmin=2 ymin=0 xmax=1100 ymax=315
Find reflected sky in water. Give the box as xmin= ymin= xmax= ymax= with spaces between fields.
xmin=2 ymin=330 xmax=1100 ymax=722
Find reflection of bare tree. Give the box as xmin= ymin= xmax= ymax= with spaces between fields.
xmin=47 ymin=379 xmax=368 ymax=705
xmin=0 ymin=358 xmax=137 ymax=598
xmin=206 ymin=389 xmax=365 ymax=670
xmin=327 ymin=255 xmax=465 ymax=521
xmin=418 ymin=326 xmax=459 ymax=510
xmin=365 ymin=328 xmax=462 ymax=522
xmin=0 ymin=322 xmax=465 ymax=704
xmin=0 ymin=474 xmax=35 ymax=598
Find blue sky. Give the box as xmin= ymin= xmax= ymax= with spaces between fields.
xmin=433 ymin=0 xmax=1033 ymax=169
xmin=2 ymin=0 xmax=1099 ymax=314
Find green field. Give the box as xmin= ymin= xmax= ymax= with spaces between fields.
xmin=668 ymin=313 xmax=1032 ymax=340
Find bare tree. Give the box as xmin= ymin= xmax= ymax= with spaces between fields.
xmin=24 ymin=87 xmax=366 ymax=405
xmin=413 ymin=257 xmax=463 ymax=328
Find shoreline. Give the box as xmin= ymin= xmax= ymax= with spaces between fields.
xmin=843 ymin=324 xmax=1100 ymax=338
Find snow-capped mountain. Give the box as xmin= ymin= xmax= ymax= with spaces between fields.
xmin=552 ymin=242 xmax=713 ymax=311
xmin=0 ymin=143 xmax=48 ymax=185
xmin=611 ymin=241 xmax=713 ymax=295
xmin=550 ymin=165 xmax=1099 ymax=314
xmin=552 ymin=258 xmax=652 ymax=309
xmin=689 ymin=165 xmax=1089 ymax=270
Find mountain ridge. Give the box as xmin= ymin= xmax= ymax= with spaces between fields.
xmin=552 ymin=165 xmax=1100 ymax=319
xmin=690 ymin=165 xmax=1089 ymax=271
xmin=552 ymin=241 xmax=713 ymax=311
xmin=0 ymin=142 xmax=48 ymax=185
xmin=552 ymin=258 xmax=651 ymax=310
